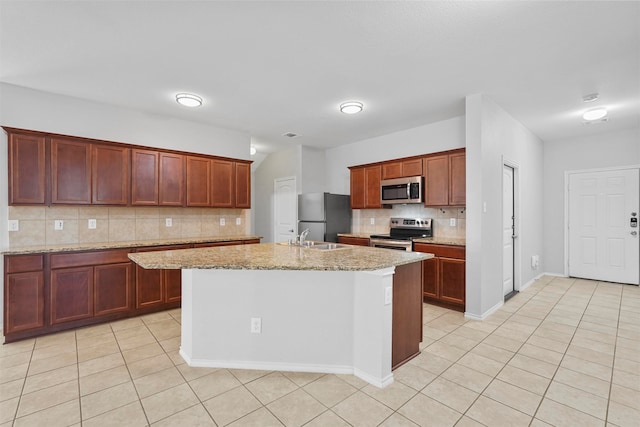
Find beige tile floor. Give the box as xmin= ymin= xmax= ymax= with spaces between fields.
xmin=1 ymin=275 xmax=639 ymax=426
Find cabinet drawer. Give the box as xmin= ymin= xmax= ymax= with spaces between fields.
xmin=6 ymin=254 xmax=44 ymax=273
xmin=136 ymin=244 xmax=191 ymax=253
xmin=413 ymin=243 xmax=465 ymax=259
xmin=337 ymin=236 xmax=370 ymax=247
xmin=50 ymin=249 xmax=131 ymax=269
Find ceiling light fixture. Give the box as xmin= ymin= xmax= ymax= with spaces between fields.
xmin=582 ymin=107 xmax=608 ymax=122
xmin=176 ymin=93 xmax=203 ymax=107
xmin=340 ymin=101 xmax=363 ymax=114
xmin=582 ymin=93 xmax=599 ymax=103
xmin=250 ymin=146 xmax=257 ymax=156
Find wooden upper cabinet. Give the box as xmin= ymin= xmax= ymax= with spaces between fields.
xmin=423 ymin=154 xmax=449 ymax=206
xmin=211 ymin=159 xmax=234 ymax=207
xmin=186 ymin=156 xmax=212 ymax=207
xmin=51 ymin=138 xmax=92 ymax=204
xmin=449 ymin=152 xmax=466 ymax=206
xmin=350 ymin=167 xmax=366 ymax=209
xmin=8 ymin=132 xmax=47 ymax=205
xmin=381 ymin=159 xmax=423 ymax=180
xmin=235 ymin=162 xmax=251 ymax=208
xmin=92 ymin=145 xmax=130 ymax=205
xmin=159 ymin=152 xmax=185 ymax=206
xmin=131 ymin=149 xmax=159 ymax=205
xmin=364 ymin=165 xmax=382 ymax=208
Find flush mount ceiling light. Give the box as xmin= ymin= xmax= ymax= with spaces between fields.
xmin=582 ymin=107 xmax=608 ymax=122
xmin=582 ymin=93 xmax=599 ymax=103
xmin=175 ymin=93 xmax=203 ymax=107
xmin=250 ymin=146 xmax=257 ymax=156
xmin=339 ymin=101 xmax=363 ymax=114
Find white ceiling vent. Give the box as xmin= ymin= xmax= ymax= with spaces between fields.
xmin=283 ymin=132 xmax=300 ymax=138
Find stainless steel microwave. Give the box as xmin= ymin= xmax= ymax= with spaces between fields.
xmin=380 ymin=176 xmax=423 ymax=204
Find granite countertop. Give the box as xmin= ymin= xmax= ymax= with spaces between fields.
xmin=1 ymin=235 xmax=262 ymax=255
xmin=339 ymin=233 xmax=465 ymax=247
xmin=128 ymin=242 xmax=431 ymax=272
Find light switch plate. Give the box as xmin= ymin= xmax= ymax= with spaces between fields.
xmin=8 ymin=220 xmax=19 ymax=232
xmin=54 ymin=220 xmax=64 ymax=231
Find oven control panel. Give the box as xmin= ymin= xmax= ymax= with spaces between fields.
xmin=390 ymin=217 xmax=432 ymax=229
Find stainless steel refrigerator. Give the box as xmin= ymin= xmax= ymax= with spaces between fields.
xmin=298 ymin=193 xmax=351 ymax=243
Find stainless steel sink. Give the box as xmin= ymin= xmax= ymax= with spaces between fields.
xmin=277 ymin=241 xmax=351 ymax=250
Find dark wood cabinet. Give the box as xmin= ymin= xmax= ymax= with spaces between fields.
xmin=4 ymin=255 xmax=45 ymax=334
xmin=211 ymin=159 xmax=235 ymax=207
xmin=449 ymin=152 xmax=466 ymax=206
xmin=135 ymin=244 xmax=190 ymax=309
xmin=51 ymin=138 xmax=92 ymax=204
xmin=392 ymin=261 xmax=423 ymax=369
xmin=8 ymin=132 xmax=47 ymax=205
xmin=131 ymin=149 xmax=159 ymax=205
xmin=235 ymin=162 xmax=251 ymax=208
xmin=50 ymin=266 xmax=94 ymax=324
xmin=159 ymin=152 xmax=185 ymax=206
xmin=92 ymin=145 xmax=130 ymax=205
xmin=186 ymin=156 xmax=212 ymax=207
xmin=349 ymin=165 xmax=381 ymax=209
xmin=424 ymin=154 xmax=449 ymax=206
xmin=414 ymin=243 xmax=465 ymax=311
xmin=337 ymin=236 xmax=370 ymax=247
xmin=94 ymin=263 xmax=132 ymax=316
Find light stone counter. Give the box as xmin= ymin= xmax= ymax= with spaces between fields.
xmin=128 ymin=242 xmax=430 ymax=271
xmin=2 ymin=235 xmax=262 ymax=255
xmin=412 ymin=237 xmax=466 ymax=246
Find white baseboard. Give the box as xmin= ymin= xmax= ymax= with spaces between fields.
xmin=353 ymin=368 xmax=394 ymax=388
xmin=464 ymin=299 xmax=503 ymax=321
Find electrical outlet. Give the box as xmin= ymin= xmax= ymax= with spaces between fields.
xmin=531 ymin=255 xmax=539 ymax=269
xmin=88 ymin=219 xmax=97 ymax=229
xmin=220 ymin=218 xmax=226 ymax=226
xmin=250 ymin=317 xmax=262 ymax=334
xmin=450 ymin=218 xmax=456 ymax=227
xmin=384 ymin=287 xmax=392 ymax=305
xmin=165 ymin=218 xmax=172 ymax=227
xmin=8 ymin=220 xmax=19 ymax=232
xmin=54 ymin=220 xmax=64 ymax=231
xmin=236 ymin=218 xmax=241 ymax=225
xmin=370 ymin=218 xmax=375 ymax=225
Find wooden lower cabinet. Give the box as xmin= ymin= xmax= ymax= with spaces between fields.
xmin=392 ymin=261 xmax=423 ymax=369
xmin=50 ymin=266 xmax=94 ymax=324
xmin=94 ymin=263 xmax=133 ymax=316
xmin=414 ymin=243 xmax=465 ymax=311
xmin=337 ymin=236 xmax=370 ymax=247
xmin=4 ymin=254 xmax=45 ymax=335
xmin=135 ymin=244 xmax=190 ymax=309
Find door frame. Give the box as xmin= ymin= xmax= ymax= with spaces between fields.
xmin=502 ymin=157 xmax=521 ymax=293
xmin=273 ymin=176 xmax=297 ymax=243
xmin=563 ymin=164 xmax=640 ymax=277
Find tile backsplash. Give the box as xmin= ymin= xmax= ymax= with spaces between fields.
xmin=351 ymin=205 xmax=466 ymax=239
xmin=8 ymin=206 xmax=251 ymax=247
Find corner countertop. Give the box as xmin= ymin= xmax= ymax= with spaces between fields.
xmin=338 ymin=233 xmax=465 ymax=247
xmin=1 ymin=235 xmax=262 ymax=255
xmin=128 ymin=242 xmax=431 ymax=272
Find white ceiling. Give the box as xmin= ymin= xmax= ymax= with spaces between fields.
xmin=1 ymin=1 xmax=638 ymax=154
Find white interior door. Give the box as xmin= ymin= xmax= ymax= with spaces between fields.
xmin=569 ymin=168 xmax=639 ymax=285
xmin=503 ymin=165 xmax=515 ymax=297
xmin=274 ymin=177 xmax=297 ymax=243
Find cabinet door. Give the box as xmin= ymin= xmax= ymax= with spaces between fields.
xmin=402 ymin=159 xmax=423 ymax=177
xmin=159 ymin=153 xmax=185 ymax=206
xmin=337 ymin=236 xmax=370 ymax=247
xmin=364 ymin=165 xmax=382 ymax=208
xmin=51 ymin=266 xmax=94 ymax=324
xmin=164 ymin=269 xmax=182 ymax=303
xmin=51 ymin=138 xmax=92 ymax=204
xmin=422 ymin=257 xmax=439 ymax=298
xmin=135 ymin=266 xmax=163 ymax=308
xmin=424 ymin=154 xmax=449 ymax=206
xmin=382 ymin=162 xmax=403 ymax=180
xmin=186 ymin=156 xmax=212 ymax=207
xmin=92 ymin=145 xmax=130 ymax=205
xmin=94 ymin=262 xmax=132 ymax=316
xmin=449 ymin=152 xmax=466 ymax=206
xmin=235 ymin=162 xmax=251 ymax=208
xmin=439 ymin=257 xmax=465 ymax=306
xmin=5 ymin=271 xmax=45 ymax=333
xmin=350 ymin=167 xmax=365 ymax=209
xmin=8 ymin=132 xmax=47 ymax=205
xmin=211 ymin=159 xmax=235 ymax=207
xmin=131 ymin=149 xmax=159 ymax=205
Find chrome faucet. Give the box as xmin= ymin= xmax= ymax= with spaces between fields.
xmin=299 ymin=228 xmax=310 ymax=247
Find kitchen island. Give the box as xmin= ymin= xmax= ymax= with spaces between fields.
xmin=129 ymin=243 xmax=430 ymax=387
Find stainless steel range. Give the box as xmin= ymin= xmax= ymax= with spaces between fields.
xmin=369 ymin=217 xmax=432 ymax=251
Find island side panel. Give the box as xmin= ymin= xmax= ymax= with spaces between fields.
xmin=181 ymin=269 xmax=356 ymax=372
xmin=391 ymin=261 xmax=423 ymax=369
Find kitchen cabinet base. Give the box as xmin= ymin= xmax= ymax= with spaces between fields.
xmin=423 ymin=296 xmax=464 ymax=313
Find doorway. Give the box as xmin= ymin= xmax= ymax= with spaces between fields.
xmin=274 ymin=177 xmax=297 ymax=243
xmin=567 ymin=167 xmax=639 ymax=285
xmin=503 ymin=163 xmax=517 ymax=301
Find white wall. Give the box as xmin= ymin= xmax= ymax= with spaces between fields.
xmin=465 ymin=94 xmax=544 ymax=318
xmin=300 ymin=146 xmax=327 ymax=194
xmin=543 ymin=127 xmax=640 ymax=274
xmin=253 ymin=146 xmax=301 ymax=242
xmin=325 ymin=116 xmax=465 ymax=194
xmin=0 ymin=83 xmax=252 ymax=329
